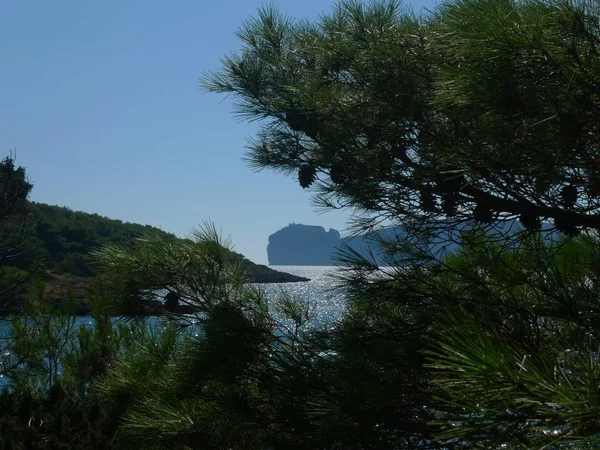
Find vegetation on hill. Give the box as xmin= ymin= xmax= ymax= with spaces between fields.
xmin=0 ymin=155 xmax=35 ymax=376
xmin=21 ymin=202 xmax=175 ymax=277
xmin=7 ymin=202 xmax=307 ymax=284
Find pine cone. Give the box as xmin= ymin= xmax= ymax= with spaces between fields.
xmin=519 ymin=213 xmax=541 ymax=231
xmin=441 ymin=193 xmax=457 ymax=217
xmin=420 ymin=187 xmax=436 ymax=212
xmin=285 ymin=110 xmax=320 ymax=139
xmin=561 ymin=185 xmax=578 ymax=208
xmin=298 ymin=164 xmax=317 ymax=189
xmin=473 ymin=204 xmax=493 ymax=223
xmin=329 ymin=165 xmax=346 ymax=185
xmin=554 ymin=217 xmax=580 ymax=237
xmin=285 ymin=110 xmax=305 ymax=132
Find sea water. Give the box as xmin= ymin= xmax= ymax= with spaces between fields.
xmin=0 ymin=266 xmax=345 ymax=386
xmin=260 ymin=265 xmax=346 ymax=327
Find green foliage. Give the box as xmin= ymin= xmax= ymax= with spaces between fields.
xmin=0 ymin=154 xmax=32 ymax=221
xmin=0 ymin=154 xmax=35 ymax=293
xmin=88 ymin=225 xmax=331 ymax=449
xmin=0 ymin=266 xmax=30 ymax=299
xmin=0 ymin=154 xmax=36 ymax=377
xmin=198 ymin=1 xmax=600 ymax=446
xmin=199 ymin=2 xmax=600 ymax=445
xmin=424 ymin=235 xmax=600 ymax=447
xmin=0 ymin=223 xmax=322 ymax=448
xmin=7 ymin=278 xmax=78 ymax=390
xmin=90 ymin=223 xmax=253 ymax=316
xmin=0 ymin=384 xmax=120 ymax=450
xmin=18 ymin=202 xmax=177 ymax=277
xmin=0 ymin=279 xmax=143 ymax=449
xmin=202 ymin=0 xmax=600 ymax=236
xmin=7 ymin=208 xmax=600 ymax=448
xmin=7 ymin=0 xmax=600 ymax=448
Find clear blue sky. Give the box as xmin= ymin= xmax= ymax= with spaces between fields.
xmin=1 ymin=0 xmax=437 ymax=264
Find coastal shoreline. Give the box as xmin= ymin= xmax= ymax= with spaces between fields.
xmin=0 ymin=267 xmax=310 ymax=317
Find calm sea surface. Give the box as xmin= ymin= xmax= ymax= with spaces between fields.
xmin=0 ymin=266 xmax=345 ymax=385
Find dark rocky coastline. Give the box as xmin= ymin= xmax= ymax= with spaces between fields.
xmin=0 ymin=266 xmax=309 ymax=317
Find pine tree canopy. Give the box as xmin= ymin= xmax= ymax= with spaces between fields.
xmin=203 ymin=0 xmax=600 ymax=237
xmin=200 ymin=1 xmax=600 ymax=447
xmin=0 ymin=155 xmax=35 ymax=377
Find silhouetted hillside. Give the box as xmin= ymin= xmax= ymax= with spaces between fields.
xmin=10 ymin=203 xmax=308 ymax=282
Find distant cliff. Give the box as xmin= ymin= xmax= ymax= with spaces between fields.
xmin=267 ymin=224 xmax=341 ymax=265
xmin=267 ymin=224 xmax=393 ymax=266
xmin=267 ymin=221 xmax=537 ymax=266
xmin=267 ymin=224 xmax=416 ymax=266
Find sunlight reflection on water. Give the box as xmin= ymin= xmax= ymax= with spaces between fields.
xmin=0 ymin=267 xmax=345 ymax=386
xmin=262 ymin=265 xmax=346 ymax=328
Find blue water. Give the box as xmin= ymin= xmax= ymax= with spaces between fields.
xmin=0 ymin=266 xmax=345 ymax=386
xmin=262 ymin=265 xmax=346 ymax=327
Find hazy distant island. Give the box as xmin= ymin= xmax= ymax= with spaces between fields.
xmin=1 ymin=203 xmax=308 ymax=316
xmin=268 ymin=224 xmax=341 ymax=265
xmin=267 ymin=223 xmax=400 ymax=266
xmin=267 ymin=222 xmax=531 ymax=266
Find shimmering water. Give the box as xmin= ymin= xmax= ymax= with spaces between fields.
xmin=0 ymin=266 xmax=345 ymax=385
xmin=262 ymin=265 xmax=346 ymax=326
